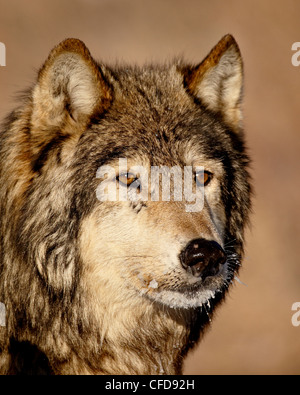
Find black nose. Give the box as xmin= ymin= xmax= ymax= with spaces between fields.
xmin=179 ymin=238 xmax=227 ymax=279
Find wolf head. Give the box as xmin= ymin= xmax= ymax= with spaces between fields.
xmin=8 ymin=35 xmax=251 ymax=313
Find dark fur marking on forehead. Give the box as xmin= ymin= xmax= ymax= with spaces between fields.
xmin=31 ymin=134 xmax=70 ymax=174
xmin=157 ymin=130 xmax=169 ymax=144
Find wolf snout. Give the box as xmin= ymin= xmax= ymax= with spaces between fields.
xmin=179 ymin=238 xmax=227 ymax=279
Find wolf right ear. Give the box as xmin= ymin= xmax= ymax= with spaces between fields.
xmin=182 ymin=34 xmax=244 ymax=132
xmin=31 ymin=38 xmax=112 ymax=133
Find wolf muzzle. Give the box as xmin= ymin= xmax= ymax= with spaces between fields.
xmin=179 ymin=239 xmax=227 ymax=279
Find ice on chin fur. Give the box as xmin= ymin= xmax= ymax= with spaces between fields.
xmin=139 ymin=262 xmax=230 ymax=309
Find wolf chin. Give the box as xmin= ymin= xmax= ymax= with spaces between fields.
xmin=0 ymin=35 xmax=252 ymax=374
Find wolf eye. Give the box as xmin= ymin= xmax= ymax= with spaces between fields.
xmin=117 ymin=173 xmax=137 ymax=187
xmin=195 ymin=170 xmax=212 ymax=187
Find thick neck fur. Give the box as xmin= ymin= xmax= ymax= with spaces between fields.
xmin=1 ymin=282 xmax=197 ymax=375
xmin=59 ymin=298 xmax=195 ymax=375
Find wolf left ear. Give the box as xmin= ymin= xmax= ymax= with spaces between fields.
xmin=31 ymin=38 xmax=112 ymax=133
xmin=182 ymin=34 xmax=243 ymax=132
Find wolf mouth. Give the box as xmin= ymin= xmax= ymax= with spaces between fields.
xmin=146 ymin=286 xmax=221 ymax=309
xmin=143 ymin=265 xmax=229 ymax=309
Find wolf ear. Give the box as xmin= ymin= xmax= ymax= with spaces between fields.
xmin=31 ymin=38 xmax=112 ymax=133
xmin=183 ymin=34 xmax=243 ymax=132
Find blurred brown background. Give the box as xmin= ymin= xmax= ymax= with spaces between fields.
xmin=0 ymin=0 xmax=299 ymax=375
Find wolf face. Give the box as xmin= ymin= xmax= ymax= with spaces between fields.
xmin=0 ymin=35 xmax=252 ymax=374
xmin=72 ymin=35 xmax=251 ymax=310
xmin=82 ymin=146 xmax=231 ymax=310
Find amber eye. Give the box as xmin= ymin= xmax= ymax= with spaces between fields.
xmin=195 ymin=170 xmax=213 ymax=187
xmin=117 ymin=173 xmax=137 ymax=187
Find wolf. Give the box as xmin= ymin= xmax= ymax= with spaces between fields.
xmin=0 ymin=34 xmax=251 ymax=375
